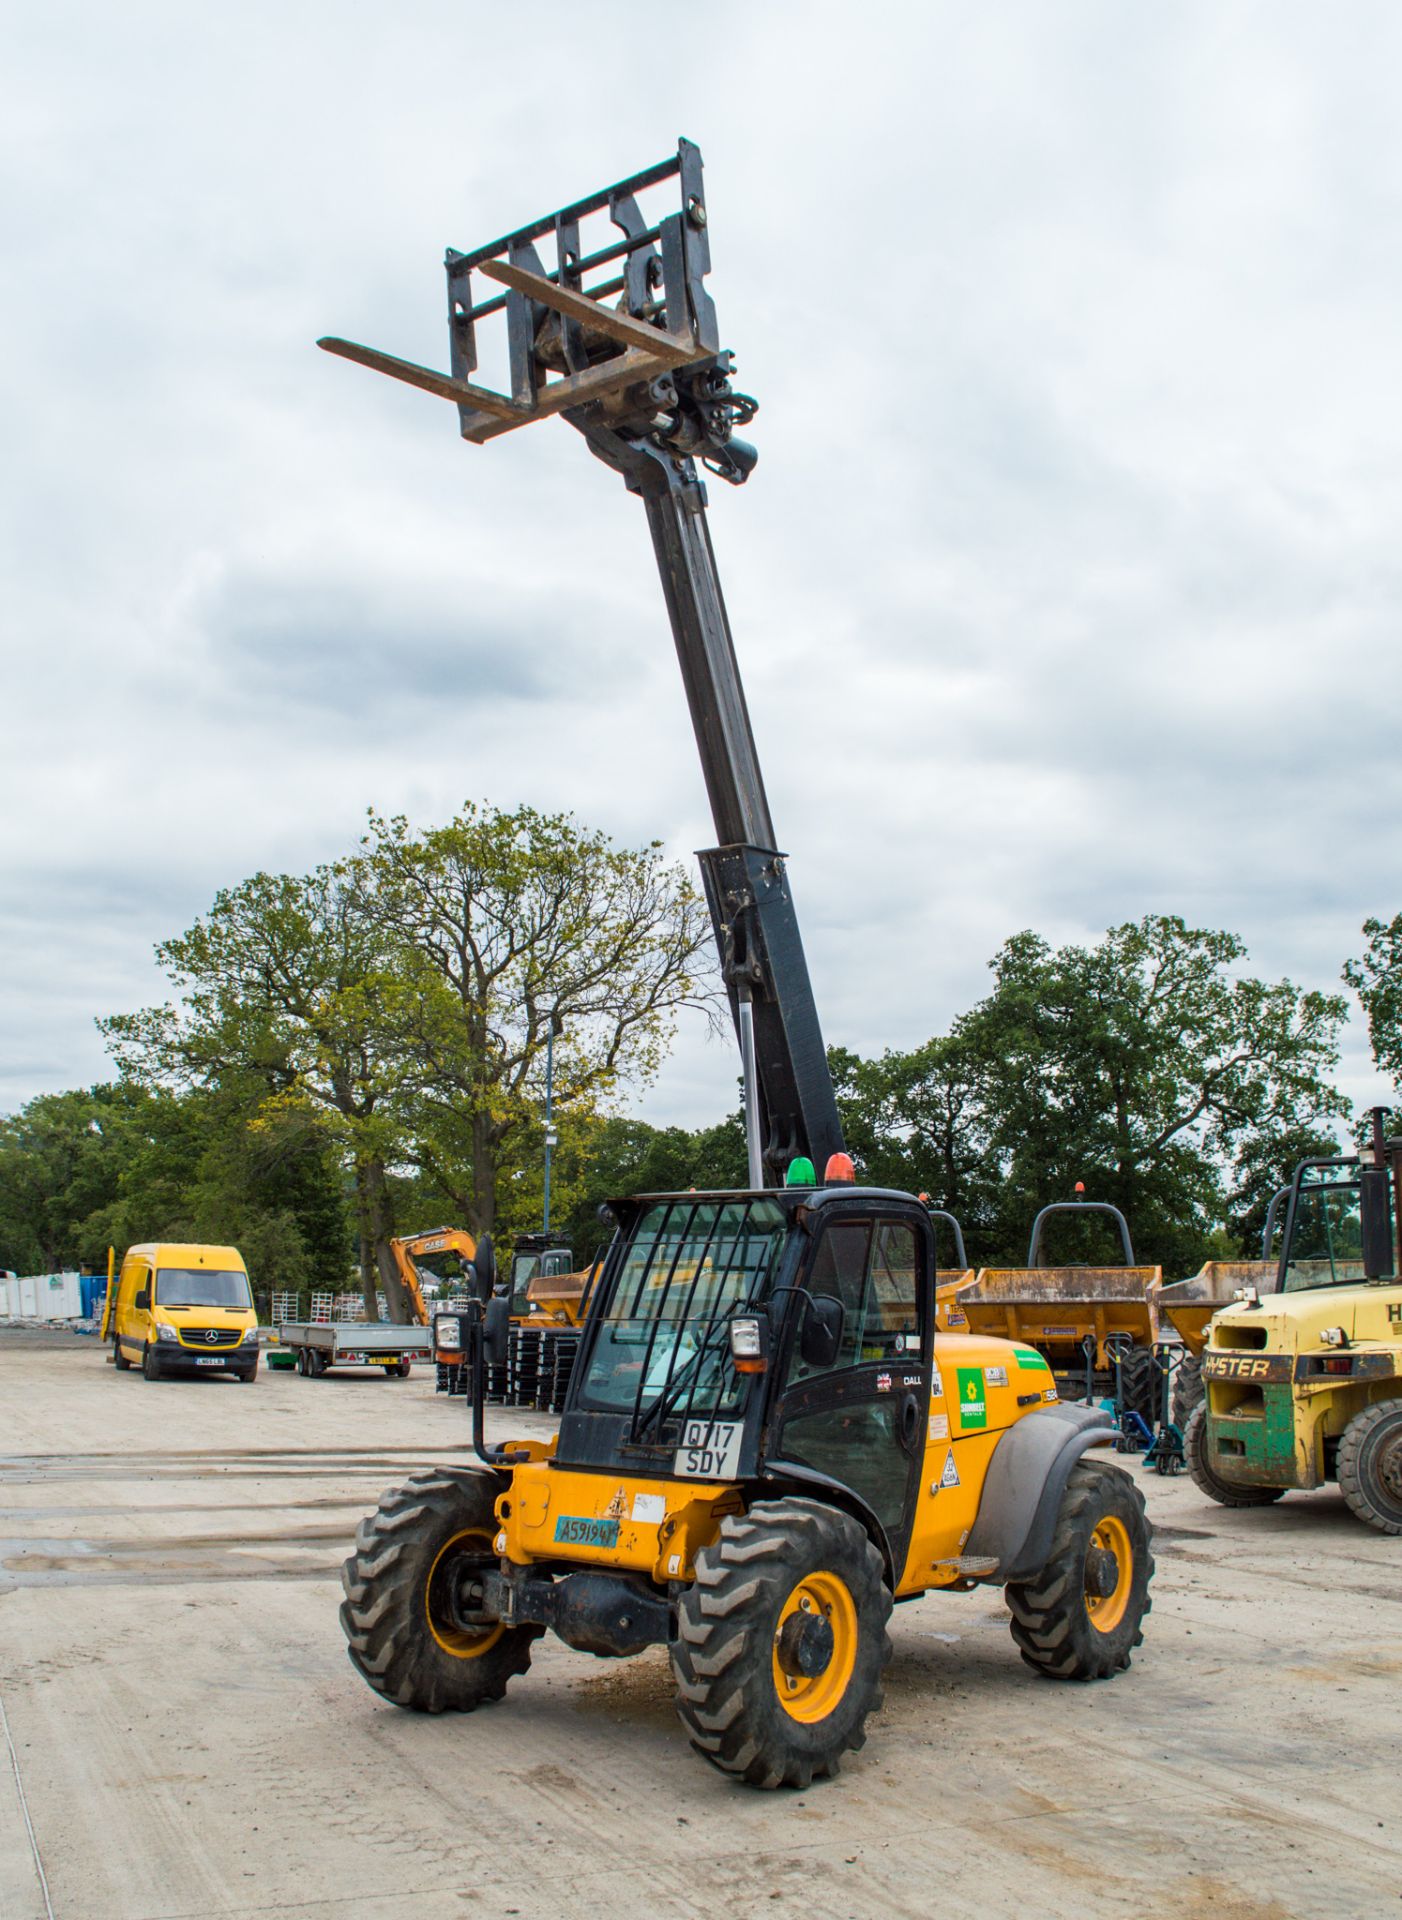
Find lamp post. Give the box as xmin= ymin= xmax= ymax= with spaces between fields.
xmin=542 ymin=1010 xmax=562 ymax=1232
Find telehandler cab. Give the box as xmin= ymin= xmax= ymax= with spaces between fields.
xmin=323 ymin=141 xmax=1154 ymax=1786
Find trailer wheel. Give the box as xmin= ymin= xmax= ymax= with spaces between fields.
xmin=1337 ymin=1399 xmax=1402 ymax=1536
xmin=670 ymin=1498 xmax=892 ymax=1790
xmin=1184 ymin=1404 xmax=1284 ymax=1507
xmin=1171 ymin=1353 xmax=1204 ymax=1426
xmin=113 ymin=1339 xmax=132 ymax=1371
xmin=386 ymin=1360 xmax=411 ymax=1378
xmin=340 ymin=1470 xmax=537 ymax=1713
xmin=1005 ymin=1459 xmax=1153 ymax=1681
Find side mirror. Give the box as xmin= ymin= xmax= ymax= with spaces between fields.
xmin=469 ymin=1233 xmax=496 ymax=1302
xmin=800 ymin=1295 xmax=844 ymax=1370
xmin=483 ymin=1293 xmax=512 ymax=1366
xmin=134 ymin=1288 xmax=150 ymax=1311
xmin=1359 ymin=1168 xmax=1395 ymax=1279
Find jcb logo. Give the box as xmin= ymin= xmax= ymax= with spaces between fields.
xmin=1204 ymin=1354 xmax=1271 ymax=1378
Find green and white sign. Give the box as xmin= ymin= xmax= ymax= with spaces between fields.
xmin=956 ymin=1366 xmax=987 ymax=1429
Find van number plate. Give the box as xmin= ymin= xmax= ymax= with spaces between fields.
xmin=195 ymin=1357 xmax=224 ymax=1367
xmin=554 ymin=1516 xmax=619 ymax=1548
xmin=674 ymin=1419 xmax=743 ymax=1481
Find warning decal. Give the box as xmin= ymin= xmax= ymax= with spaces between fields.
xmin=939 ymin=1448 xmax=960 ymax=1489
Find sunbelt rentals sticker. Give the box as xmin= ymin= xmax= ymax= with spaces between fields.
xmin=956 ymin=1366 xmax=987 ymax=1430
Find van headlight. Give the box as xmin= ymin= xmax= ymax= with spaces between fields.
xmin=156 ymin=1323 xmax=180 ymax=1342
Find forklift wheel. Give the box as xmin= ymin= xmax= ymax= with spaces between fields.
xmin=1005 ymin=1460 xmax=1154 ymax=1680
xmin=671 ymin=1498 xmax=892 ymax=1789
xmin=1184 ymin=1405 xmax=1285 ymax=1508
xmin=340 ymin=1470 xmax=539 ymax=1712
xmin=1337 ymin=1398 xmax=1402 ymax=1536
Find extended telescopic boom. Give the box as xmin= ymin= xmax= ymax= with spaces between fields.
xmin=319 ymin=139 xmax=844 ymax=1185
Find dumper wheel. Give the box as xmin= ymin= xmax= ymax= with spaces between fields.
xmin=1118 ymin=1348 xmax=1158 ymax=1428
xmin=340 ymin=1469 xmax=537 ymax=1713
xmin=1005 ymin=1460 xmax=1153 ymax=1680
xmin=670 ymin=1498 xmax=892 ymax=1790
xmin=1184 ymin=1405 xmax=1284 ymax=1507
xmin=1337 ymin=1399 xmax=1402 ymax=1536
xmin=1171 ymin=1353 xmax=1203 ymax=1427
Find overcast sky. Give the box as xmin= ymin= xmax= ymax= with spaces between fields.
xmin=3 ymin=2 xmax=1400 ymax=1134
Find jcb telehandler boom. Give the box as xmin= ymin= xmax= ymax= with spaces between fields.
xmin=321 ymin=139 xmax=840 ymax=1188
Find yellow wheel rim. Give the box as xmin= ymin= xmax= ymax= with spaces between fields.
xmin=425 ymin=1529 xmax=505 ymax=1659
xmin=772 ymin=1569 xmax=859 ymax=1725
xmin=1085 ymin=1514 xmax=1133 ymax=1634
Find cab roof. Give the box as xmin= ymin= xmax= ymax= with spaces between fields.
xmin=123 ymin=1243 xmax=247 ymax=1268
xmin=610 ymin=1186 xmax=925 ymax=1215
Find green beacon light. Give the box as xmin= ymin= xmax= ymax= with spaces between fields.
xmin=784 ymin=1156 xmax=817 ymax=1188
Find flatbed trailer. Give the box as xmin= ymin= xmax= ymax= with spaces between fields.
xmin=276 ymin=1321 xmax=431 ymax=1378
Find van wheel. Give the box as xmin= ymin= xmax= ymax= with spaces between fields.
xmin=141 ymin=1344 xmax=163 ymax=1381
xmin=1337 ymin=1399 xmax=1402 ymax=1536
xmin=113 ymin=1339 xmax=132 ymax=1371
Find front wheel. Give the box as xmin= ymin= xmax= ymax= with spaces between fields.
xmin=671 ymin=1498 xmax=892 ymax=1789
xmin=340 ymin=1470 xmax=538 ymax=1712
xmin=141 ymin=1344 xmax=163 ymax=1381
xmin=1184 ymin=1404 xmax=1285 ymax=1508
xmin=1337 ymin=1399 xmax=1402 ymax=1535
xmin=1005 ymin=1459 xmax=1154 ymax=1680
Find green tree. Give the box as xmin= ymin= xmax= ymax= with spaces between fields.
xmin=100 ymin=862 xmax=405 ymax=1315
xmin=1344 ymin=913 xmax=1402 ymax=1093
xmin=364 ymin=804 xmax=716 ymax=1241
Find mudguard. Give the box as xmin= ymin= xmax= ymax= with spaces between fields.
xmin=964 ymin=1402 xmax=1117 ymax=1584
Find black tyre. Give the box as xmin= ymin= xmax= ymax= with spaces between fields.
xmin=295 ymin=1348 xmax=308 ymax=1376
xmin=1118 ymin=1348 xmax=1158 ymax=1428
xmin=340 ymin=1470 xmax=537 ymax=1712
xmin=236 ymin=1361 xmax=259 ymax=1383
xmin=1184 ymin=1404 xmax=1285 ymax=1507
xmin=670 ymin=1497 xmax=892 ymax=1790
xmin=1337 ymin=1399 xmax=1402 ymax=1536
xmin=113 ymin=1338 xmax=132 ymax=1371
xmin=385 ymin=1359 xmax=411 ymax=1379
xmin=1172 ymin=1353 xmax=1204 ymax=1427
xmin=141 ymin=1344 xmax=163 ymax=1381
xmin=1005 ymin=1459 xmax=1154 ymax=1680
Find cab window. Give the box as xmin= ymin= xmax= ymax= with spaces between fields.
xmin=794 ymin=1217 xmax=920 ymax=1379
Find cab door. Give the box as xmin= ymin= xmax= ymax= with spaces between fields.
xmin=768 ymin=1210 xmax=932 ymax=1566
xmin=117 ymin=1259 xmax=149 ymax=1348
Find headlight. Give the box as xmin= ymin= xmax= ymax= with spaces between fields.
xmin=241 ymin=1330 xmax=261 ymax=1346
xmin=435 ymin=1316 xmax=462 ymax=1351
xmin=1320 ymin=1326 xmax=1348 ymax=1348
xmin=156 ymin=1323 xmax=180 ymax=1342
xmin=728 ymin=1314 xmax=769 ymax=1372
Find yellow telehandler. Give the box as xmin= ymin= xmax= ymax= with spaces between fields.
xmin=322 ymin=140 xmax=1155 ymax=1786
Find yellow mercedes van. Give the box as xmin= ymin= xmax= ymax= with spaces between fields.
xmin=102 ymin=1242 xmax=259 ymax=1382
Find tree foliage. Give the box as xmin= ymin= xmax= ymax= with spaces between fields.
xmin=1344 ymin=913 xmax=1402 ymax=1093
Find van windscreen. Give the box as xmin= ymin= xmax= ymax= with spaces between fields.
xmin=155 ymin=1269 xmax=252 ymax=1309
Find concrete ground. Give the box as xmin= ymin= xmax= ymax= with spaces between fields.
xmin=1 ymin=1331 xmax=1397 ymax=1920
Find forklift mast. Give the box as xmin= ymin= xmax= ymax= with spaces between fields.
xmin=320 ymin=140 xmax=843 ymax=1184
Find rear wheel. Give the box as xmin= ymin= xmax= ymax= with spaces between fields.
xmin=1005 ymin=1460 xmax=1153 ymax=1680
xmin=1172 ymin=1353 xmax=1204 ymax=1427
xmin=113 ymin=1338 xmax=132 ymax=1371
xmin=670 ymin=1498 xmax=891 ymax=1789
xmin=1337 ymin=1399 xmax=1402 ymax=1536
xmin=1184 ymin=1404 xmax=1285 ymax=1507
xmin=340 ymin=1469 xmax=537 ymax=1712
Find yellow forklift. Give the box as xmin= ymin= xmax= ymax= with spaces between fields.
xmin=1187 ymin=1108 xmax=1402 ymax=1533
xmin=322 ymin=141 xmax=1155 ymax=1786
